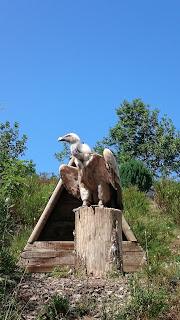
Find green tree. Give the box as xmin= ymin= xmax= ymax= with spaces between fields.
xmin=95 ymin=99 xmax=180 ymax=177
xmin=0 ymin=121 xmax=27 ymax=162
xmin=0 ymin=121 xmax=35 ymax=201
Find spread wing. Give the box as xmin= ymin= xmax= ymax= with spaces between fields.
xmin=103 ymin=148 xmax=123 ymax=210
xmin=60 ymin=165 xmax=80 ymax=198
xmin=60 ymin=150 xmax=123 ymax=209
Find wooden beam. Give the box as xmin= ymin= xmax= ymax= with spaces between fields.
xmin=27 ymin=158 xmax=74 ymax=244
xmin=122 ymin=215 xmax=137 ymax=242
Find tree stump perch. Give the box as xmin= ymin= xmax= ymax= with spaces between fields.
xmin=74 ymin=206 xmax=123 ymax=277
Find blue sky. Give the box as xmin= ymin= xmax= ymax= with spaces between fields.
xmin=0 ymin=1 xmax=180 ymax=174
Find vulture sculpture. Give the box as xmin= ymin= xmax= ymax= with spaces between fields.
xmin=58 ymin=133 xmax=123 ymax=210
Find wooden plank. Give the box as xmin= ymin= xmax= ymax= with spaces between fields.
xmin=123 ymin=253 xmax=146 ymax=267
xmin=21 ymin=249 xmax=74 ymax=259
xmin=34 ymin=241 xmax=74 ymax=250
xmin=26 ymin=265 xmax=69 ymax=273
xmin=25 ymin=261 xmax=143 ymax=273
xmin=122 ymin=215 xmax=137 ymax=242
xmin=123 ymin=265 xmax=143 ymax=273
xmin=25 ymin=241 xmax=144 ymax=252
xmin=27 ymin=158 xmax=74 ymax=244
xmin=122 ymin=241 xmax=144 ymax=252
xmin=25 ymin=255 xmax=75 ymax=266
xmin=24 ymin=241 xmax=74 ymax=251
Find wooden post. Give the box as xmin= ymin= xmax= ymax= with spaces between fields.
xmin=74 ymin=206 xmax=123 ymax=277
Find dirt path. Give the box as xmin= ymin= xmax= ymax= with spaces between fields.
xmin=17 ymin=273 xmax=130 ymax=319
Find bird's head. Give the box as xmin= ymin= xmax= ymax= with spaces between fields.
xmin=58 ymin=133 xmax=81 ymax=144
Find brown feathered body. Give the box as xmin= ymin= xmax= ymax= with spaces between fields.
xmin=60 ymin=152 xmax=123 ymax=209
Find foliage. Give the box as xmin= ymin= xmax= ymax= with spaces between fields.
xmin=38 ymin=294 xmax=96 ymax=320
xmin=115 ymin=277 xmax=168 ymax=320
xmin=10 ymin=227 xmax=32 ymax=260
xmin=0 ymin=195 xmax=14 ymax=248
xmin=38 ymin=295 xmax=70 ymax=320
xmin=15 ymin=175 xmax=57 ymax=226
xmin=51 ymin=266 xmax=71 ymax=278
xmin=119 ymin=159 xmax=153 ymax=191
xmin=123 ymin=186 xmax=175 ymax=263
xmin=1 ymin=158 xmax=35 ymax=202
xmin=0 ymin=249 xmax=17 ymax=276
xmin=55 ymin=142 xmax=71 ymax=164
xmin=95 ymin=99 xmax=180 ymax=177
xmin=0 ymin=121 xmax=27 ymax=162
xmin=154 ymin=179 xmax=180 ymax=225
xmin=0 ymin=121 xmax=35 ymax=206
xmin=74 ymin=297 xmax=96 ymax=317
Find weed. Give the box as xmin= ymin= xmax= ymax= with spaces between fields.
xmin=10 ymin=227 xmax=32 ymax=260
xmin=154 ymin=179 xmax=180 ymax=225
xmin=16 ymin=175 xmax=56 ymax=226
xmin=115 ymin=276 xmax=168 ymax=320
xmin=74 ymin=297 xmax=96 ymax=317
xmin=37 ymin=295 xmax=70 ymax=320
xmin=123 ymin=186 xmax=176 ymax=264
xmin=51 ymin=266 xmax=71 ymax=278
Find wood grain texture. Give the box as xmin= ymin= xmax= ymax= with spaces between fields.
xmin=20 ymin=239 xmax=146 ymax=273
xmin=122 ymin=215 xmax=137 ymax=242
xmin=75 ymin=207 xmax=123 ymax=277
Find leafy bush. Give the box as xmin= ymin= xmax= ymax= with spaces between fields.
xmin=155 ymin=179 xmax=180 ymax=225
xmin=120 ymin=159 xmax=153 ymax=192
xmin=1 ymin=159 xmax=35 ymax=201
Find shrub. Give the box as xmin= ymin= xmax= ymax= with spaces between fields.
xmin=155 ymin=179 xmax=180 ymax=225
xmin=120 ymin=159 xmax=153 ymax=192
xmin=0 ymin=158 xmax=35 ymax=202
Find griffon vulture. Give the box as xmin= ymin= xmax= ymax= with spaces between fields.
xmin=58 ymin=133 xmax=123 ymax=210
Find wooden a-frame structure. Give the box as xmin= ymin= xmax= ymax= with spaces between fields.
xmin=20 ymin=159 xmax=146 ymax=273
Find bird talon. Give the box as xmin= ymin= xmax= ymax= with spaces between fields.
xmin=98 ymin=200 xmax=104 ymax=208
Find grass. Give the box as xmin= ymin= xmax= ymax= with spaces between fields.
xmin=10 ymin=227 xmax=32 ymax=260
xmin=123 ymin=186 xmax=177 ymax=264
xmin=118 ymin=184 xmax=180 ymax=319
xmin=154 ymin=179 xmax=180 ymax=225
xmin=16 ymin=175 xmax=57 ymax=226
xmin=37 ymin=295 xmax=70 ymax=320
xmin=51 ymin=266 xmax=72 ymax=278
xmin=115 ymin=276 xmax=169 ymax=320
xmin=1 ymin=176 xmax=179 ymax=320
xmin=37 ymin=294 xmax=97 ymax=320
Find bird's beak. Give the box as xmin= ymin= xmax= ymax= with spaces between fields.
xmin=58 ymin=136 xmax=65 ymax=142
